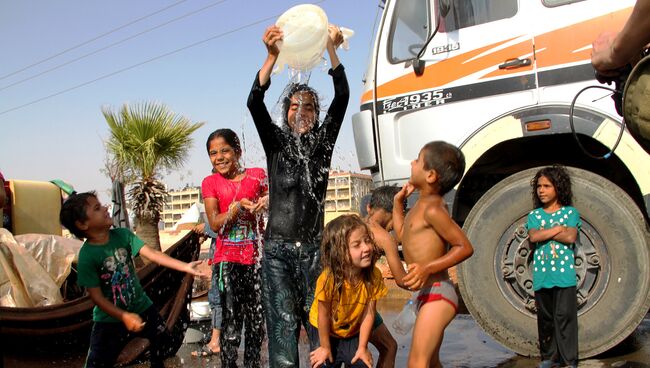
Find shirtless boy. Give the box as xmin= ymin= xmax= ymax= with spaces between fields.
xmin=392 ymin=141 xmax=474 ymax=368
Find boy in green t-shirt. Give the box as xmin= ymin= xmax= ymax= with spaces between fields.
xmin=60 ymin=191 xmax=207 ymax=368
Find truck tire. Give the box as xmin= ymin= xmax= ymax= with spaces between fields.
xmin=457 ymin=167 xmax=650 ymax=358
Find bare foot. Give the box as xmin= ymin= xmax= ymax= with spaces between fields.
xmin=191 ymin=343 xmax=220 ymax=357
xmin=207 ymin=341 xmax=220 ymax=353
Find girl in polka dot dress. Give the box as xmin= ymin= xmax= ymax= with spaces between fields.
xmin=527 ymin=166 xmax=581 ymax=368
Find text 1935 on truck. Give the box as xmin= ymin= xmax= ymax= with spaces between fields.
xmin=352 ymin=0 xmax=650 ymax=358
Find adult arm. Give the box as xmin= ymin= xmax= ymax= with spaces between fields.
xmin=326 ymin=25 xmax=343 ymax=71
xmin=248 ymin=26 xmax=284 ymax=154
xmin=87 ymin=287 xmax=144 ymax=332
xmin=402 ymin=205 xmax=474 ymax=290
xmin=592 ymin=0 xmax=650 ymax=74
xmin=258 ymin=25 xmax=281 ymax=87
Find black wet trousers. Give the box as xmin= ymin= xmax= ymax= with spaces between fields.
xmin=306 ymin=324 xmax=368 ymax=367
xmin=262 ymin=239 xmax=321 ymax=368
xmin=218 ymin=262 xmax=264 ymax=368
xmin=535 ymin=286 xmax=578 ymax=366
xmin=85 ymin=305 xmax=169 ymax=368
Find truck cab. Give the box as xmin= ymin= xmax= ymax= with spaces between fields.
xmin=353 ymin=0 xmax=650 ymax=358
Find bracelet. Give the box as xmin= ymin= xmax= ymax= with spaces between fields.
xmin=229 ymin=201 xmax=243 ymax=214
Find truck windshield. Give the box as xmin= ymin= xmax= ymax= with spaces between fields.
xmin=388 ymin=0 xmax=430 ymax=63
xmin=442 ymin=0 xmax=517 ymax=32
xmin=388 ymin=0 xmax=518 ymax=63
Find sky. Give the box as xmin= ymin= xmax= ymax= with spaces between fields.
xmin=0 ymin=0 xmax=383 ymax=202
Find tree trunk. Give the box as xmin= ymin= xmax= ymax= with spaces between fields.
xmin=134 ymin=215 xmax=162 ymax=256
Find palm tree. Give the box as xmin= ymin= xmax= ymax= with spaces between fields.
xmin=103 ymin=102 xmax=204 ymax=251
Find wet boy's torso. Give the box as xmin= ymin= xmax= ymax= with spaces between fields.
xmin=402 ymin=194 xmax=448 ymax=287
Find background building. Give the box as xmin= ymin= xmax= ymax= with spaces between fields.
xmin=160 ymin=171 xmax=373 ymax=229
xmin=324 ymin=170 xmax=373 ymax=224
xmin=161 ymin=186 xmax=201 ymax=230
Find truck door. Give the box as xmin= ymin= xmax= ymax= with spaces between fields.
xmin=371 ymin=0 xmax=536 ymax=184
xmin=529 ymin=1 xmax=634 ymax=107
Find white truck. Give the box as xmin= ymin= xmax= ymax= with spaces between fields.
xmin=352 ymin=0 xmax=650 ymax=358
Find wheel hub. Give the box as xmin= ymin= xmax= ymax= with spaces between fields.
xmin=496 ymin=216 xmax=609 ymax=316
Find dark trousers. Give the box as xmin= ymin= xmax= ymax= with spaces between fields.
xmin=219 ymin=262 xmax=264 ymax=368
xmin=535 ymin=286 xmax=578 ymax=366
xmin=85 ymin=305 xmax=169 ymax=368
xmin=306 ymin=324 xmax=369 ymax=368
xmin=262 ymin=239 xmax=321 ymax=368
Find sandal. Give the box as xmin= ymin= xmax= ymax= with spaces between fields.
xmin=191 ymin=344 xmax=220 ymax=357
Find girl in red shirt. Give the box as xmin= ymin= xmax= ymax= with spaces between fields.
xmin=201 ymin=128 xmax=268 ymax=368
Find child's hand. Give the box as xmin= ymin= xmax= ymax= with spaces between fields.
xmin=186 ymin=260 xmax=210 ymax=279
xmin=351 ymin=346 xmax=373 ymax=367
xmin=122 ymin=312 xmax=145 ymax=332
xmin=257 ymin=194 xmax=269 ymax=211
xmin=263 ymin=25 xmax=283 ymax=57
xmin=395 ymin=183 xmax=415 ymax=202
xmin=240 ymin=196 xmax=269 ymax=214
xmin=327 ymin=24 xmax=344 ymax=49
xmin=309 ymin=346 xmax=333 ymax=368
xmin=192 ymin=222 xmax=205 ymax=234
xmin=192 ymin=223 xmax=208 ymax=243
xmin=403 ymin=263 xmax=427 ymax=290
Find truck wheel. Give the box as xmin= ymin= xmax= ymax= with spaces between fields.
xmin=457 ymin=167 xmax=650 ymax=358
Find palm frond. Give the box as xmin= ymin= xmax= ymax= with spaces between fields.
xmin=103 ymin=102 xmax=204 ymax=229
xmin=103 ymin=102 xmax=204 ymax=180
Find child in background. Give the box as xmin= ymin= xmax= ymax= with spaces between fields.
xmin=60 ymin=192 xmax=207 ymax=368
xmin=363 ymin=185 xmax=406 ymax=368
xmin=392 ymin=141 xmax=474 ymax=368
xmin=191 ymin=218 xmax=222 ymax=356
xmin=191 ymin=167 xmax=222 ymax=357
xmin=527 ymin=166 xmax=580 ymax=368
xmin=308 ymin=215 xmax=387 ymax=368
xmin=201 ymin=128 xmax=268 ymax=368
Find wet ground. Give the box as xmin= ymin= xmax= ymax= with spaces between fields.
xmin=4 ymin=281 xmax=650 ymax=367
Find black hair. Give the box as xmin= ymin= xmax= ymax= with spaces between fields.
xmin=421 ymin=141 xmax=466 ymax=195
xmin=531 ymin=165 xmax=573 ymax=208
xmin=281 ymin=83 xmax=321 ymax=127
xmin=205 ymin=128 xmax=242 ymax=156
xmin=59 ymin=191 xmax=98 ymax=239
xmin=369 ymin=185 xmax=401 ymax=212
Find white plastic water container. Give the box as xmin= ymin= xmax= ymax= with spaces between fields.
xmin=392 ymin=293 xmax=418 ymax=335
xmin=275 ymin=4 xmax=329 ymax=73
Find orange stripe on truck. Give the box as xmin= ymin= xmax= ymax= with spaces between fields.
xmin=361 ymin=37 xmax=524 ymax=103
xmin=534 ymin=9 xmax=630 ymax=69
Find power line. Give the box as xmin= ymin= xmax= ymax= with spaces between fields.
xmin=0 ymin=0 xmax=329 ymax=116
xmin=0 ymin=0 xmax=189 ymax=81
xmin=0 ymin=13 xmax=280 ymax=116
xmin=0 ymin=0 xmax=229 ymax=92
